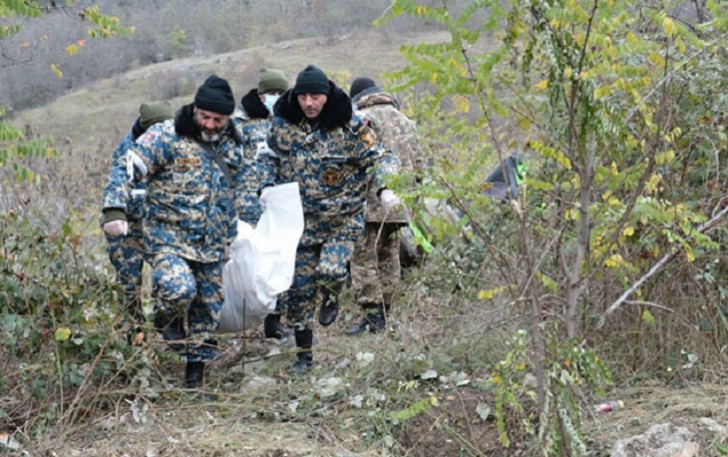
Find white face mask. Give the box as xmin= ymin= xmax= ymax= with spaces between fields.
xmin=263 ymin=94 xmax=279 ymax=113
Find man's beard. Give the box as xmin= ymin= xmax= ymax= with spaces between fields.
xmin=200 ymin=131 xmax=221 ymax=142
xmin=194 ymin=118 xmax=225 ymax=142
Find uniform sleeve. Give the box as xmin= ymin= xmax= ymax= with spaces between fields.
xmin=352 ymin=117 xmax=401 ymax=192
xmin=371 ymin=142 xmax=401 ymax=193
xmin=257 ymin=119 xmax=283 ymax=193
xmin=101 ymin=134 xmax=134 ymax=220
xmin=100 ymin=125 xmax=168 ymax=220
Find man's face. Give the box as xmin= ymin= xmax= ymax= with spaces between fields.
xmin=297 ymin=93 xmax=328 ymax=120
xmin=194 ymin=107 xmax=230 ymax=142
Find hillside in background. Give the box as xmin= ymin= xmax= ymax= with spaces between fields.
xmin=7 ymin=29 xmax=449 ymax=248
xmin=2 ymin=1 xmax=727 ymax=455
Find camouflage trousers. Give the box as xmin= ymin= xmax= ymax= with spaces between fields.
xmin=150 ymin=254 xmax=223 ymax=362
xmin=105 ymin=220 xmax=144 ymax=321
xmin=278 ymin=237 xmax=355 ymax=330
xmin=350 ymin=222 xmax=402 ymax=307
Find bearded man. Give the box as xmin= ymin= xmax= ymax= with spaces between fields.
xmin=102 ymin=75 xmax=244 ymax=394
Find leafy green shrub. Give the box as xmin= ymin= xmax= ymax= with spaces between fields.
xmin=0 ymin=211 xmax=154 ymax=436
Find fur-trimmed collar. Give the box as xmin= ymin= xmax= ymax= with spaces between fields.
xmin=272 ymin=80 xmax=352 ymax=131
xmin=131 ymin=118 xmax=144 ymax=140
xmin=174 ymin=103 xmax=243 ymax=145
xmin=241 ymin=88 xmax=270 ymax=120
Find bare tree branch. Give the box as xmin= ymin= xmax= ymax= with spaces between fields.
xmin=602 ymin=200 xmax=728 ymax=319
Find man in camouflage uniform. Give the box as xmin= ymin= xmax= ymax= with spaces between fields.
xmin=346 ymin=77 xmax=422 ymax=335
xmin=102 ymin=75 xmax=243 ymax=391
xmin=258 ymin=65 xmax=401 ymax=373
xmin=231 ymin=68 xmax=293 ymax=340
xmin=102 ymin=101 xmax=174 ymax=324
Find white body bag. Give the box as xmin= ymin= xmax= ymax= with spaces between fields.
xmin=218 ymin=182 xmax=304 ymax=333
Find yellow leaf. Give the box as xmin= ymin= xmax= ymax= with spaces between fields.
xmin=565 ymin=208 xmax=580 ymax=221
xmin=50 ymin=63 xmax=63 ymax=78
xmin=478 ymin=287 xmax=503 ymax=300
xmin=623 ymin=226 xmax=635 ymax=237
xmin=518 ymin=117 xmax=532 ymax=131
xmin=663 ymin=16 xmax=677 ymax=38
xmin=646 ymin=174 xmax=662 ymax=194
xmin=649 ymin=51 xmax=666 ymax=68
xmin=594 ymin=85 xmax=612 ymax=99
xmin=55 ymin=327 xmax=72 ymax=341
xmin=454 ymin=95 xmax=470 ymax=113
xmin=430 ymin=396 xmax=439 ymax=407
xmin=641 ymin=308 xmax=654 ymax=325
xmin=66 ymin=44 xmax=78 ymax=56
xmin=564 ymin=67 xmax=573 ymax=78
xmin=603 ymin=254 xmax=623 ymax=268
xmin=685 ymin=245 xmax=695 ymax=262
xmin=601 ymin=191 xmax=611 ymax=201
xmin=536 ymin=79 xmax=548 ymax=90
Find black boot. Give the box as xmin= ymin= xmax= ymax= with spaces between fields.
xmin=185 ymin=361 xmax=205 ymax=389
xmin=344 ymin=304 xmax=386 ymax=335
xmin=289 ymin=329 xmax=313 ymax=375
xmin=318 ymin=291 xmax=339 ymax=327
xmin=154 ymin=311 xmax=186 ymax=350
xmin=264 ymin=313 xmax=294 ymax=339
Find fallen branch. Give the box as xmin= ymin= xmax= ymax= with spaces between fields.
xmin=602 ymin=200 xmax=728 ymax=320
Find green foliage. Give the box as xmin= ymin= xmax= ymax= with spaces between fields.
xmin=0 ymin=106 xmax=54 ymax=177
xmin=168 ymin=26 xmax=191 ymax=58
xmin=379 ymin=0 xmax=727 ymax=452
xmin=390 ymin=396 xmax=438 ymax=421
xmin=0 ymin=1 xmax=129 ymax=181
xmin=0 ymin=211 xmax=154 ymax=434
xmin=487 ymin=329 xmax=611 ymax=454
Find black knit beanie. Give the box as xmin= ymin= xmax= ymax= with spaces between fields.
xmin=349 ymin=77 xmax=376 ymax=99
xmin=294 ymin=65 xmax=329 ymax=95
xmin=194 ymin=74 xmax=235 ymax=115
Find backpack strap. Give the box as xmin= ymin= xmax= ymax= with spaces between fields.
xmin=196 ymin=140 xmax=232 ymax=187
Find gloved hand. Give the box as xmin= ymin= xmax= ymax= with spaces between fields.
xmin=259 ymin=186 xmax=272 ymax=211
xmin=379 ymin=189 xmax=402 ymax=211
xmin=103 ymin=220 xmax=128 ymax=236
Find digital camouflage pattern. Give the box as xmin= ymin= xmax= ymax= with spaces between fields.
xmin=278 ymin=240 xmax=354 ymax=329
xmin=231 ymin=89 xmax=274 ymax=225
xmin=257 ymin=82 xmax=400 ymax=329
xmin=258 ymin=114 xmax=398 ymax=246
xmin=151 ymin=254 xmax=222 ymax=362
xmin=350 ymin=89 xmax=422 ymax=307
xmin=102 ymin=131 xmax=147 ymax=319
xmin=102 ymin=104 xmax=244 ymax=361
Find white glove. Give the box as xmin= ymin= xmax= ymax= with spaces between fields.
xmin=260 ymin=186 xmax=272 ymax=211
xmin=103 ymin=220 xmax=128 ymax=236
xmin=379 ymin=189 xmax=402 ymax=211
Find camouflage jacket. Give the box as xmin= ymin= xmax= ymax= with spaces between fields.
xmin=231 ymin=88 xmax=273 ymax=225
xmin=101 ymin=126 xmax=147 ymax=222
xmin=102 ymin=104 xmax=244 ymax=263
xmin=258 ymin=81 xmax=400 ymax=246
xmin=354 ymin=90 xmax=421 ymax=223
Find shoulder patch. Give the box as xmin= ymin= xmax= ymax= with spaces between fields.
xmin=138 ymin=130 xmax=159 ymax=144
xmin=359 ymin=126 xmax=377 ymax=148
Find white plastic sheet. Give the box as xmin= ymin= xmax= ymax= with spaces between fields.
xmin=218 ymin=182 xmax=304 ymax=333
